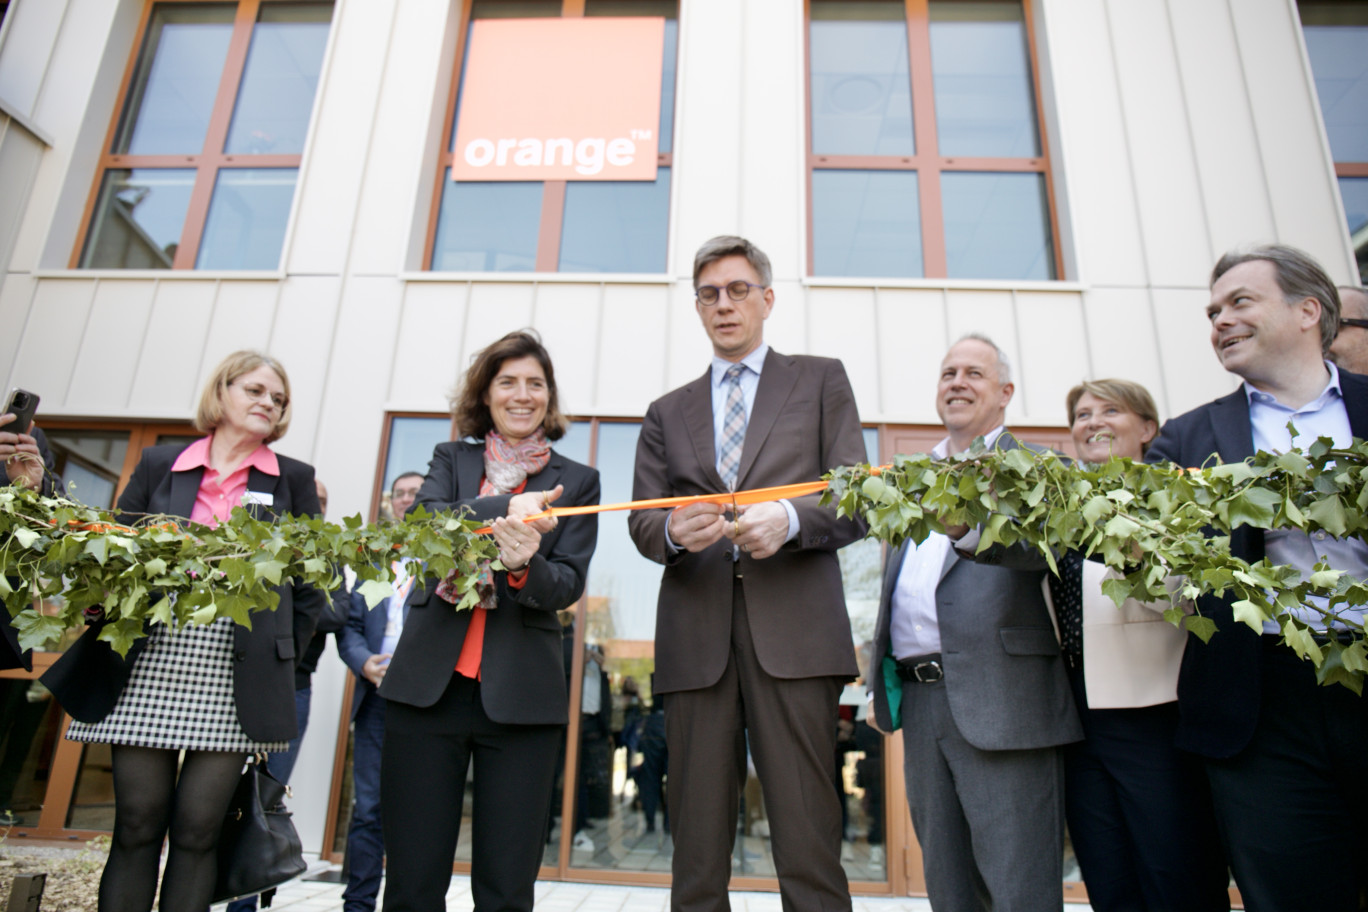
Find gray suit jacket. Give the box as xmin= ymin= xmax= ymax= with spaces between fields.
xmin=629 ymin=350 xmax=868 ymax=693
xmin=869 ymin=435 xmax=1081 ymax=751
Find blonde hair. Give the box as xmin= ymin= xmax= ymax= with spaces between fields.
xmin=1065 ymin=378 xmax=1159 ymax=455
xmin=195 ymin=350 xmax=292 ymax=443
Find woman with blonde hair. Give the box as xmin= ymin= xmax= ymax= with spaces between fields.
xmin=44 ymin=350 xmax=325 ymax=912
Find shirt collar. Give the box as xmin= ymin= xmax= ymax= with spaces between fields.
xmin=933 ymin=424 xmax=1007 ymax=459
xmin=712 ymin=344 xmax=770 ymax=387
xmin=1242 ymin=360 xmax=1342 ymax=410
xmin=171 ymin=435 xmax=279 ymax=476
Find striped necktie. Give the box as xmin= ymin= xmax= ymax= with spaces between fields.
xmin=718 ymin=364 xmax=746 ymax=489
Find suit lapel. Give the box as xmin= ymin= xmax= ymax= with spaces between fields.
xmin=456 ymin=444 xmax=485 ymax=497
xmin=168 ymin=465 xmax=203 ymax=519
xmin=737 ymin=349 xmax=798 ymax=487
xmin=682 ymin=370 xmax=727 ymax=490
xmin=1209 ymin=389 xmax=1254 ymax=463
xmin=245 ymin=467 xmax=283 ymax=520
xmin=1342 ymin=372 xmax=1368 ymax=438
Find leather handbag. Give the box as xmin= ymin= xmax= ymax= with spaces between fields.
xmin=212 ymin=754 xmax=307 ymax=907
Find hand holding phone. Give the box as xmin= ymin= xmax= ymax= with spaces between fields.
xmin=1 ymin=388 xmax=45 ymax=489
xmin=2 ymin=388 xmax=39 ymax=435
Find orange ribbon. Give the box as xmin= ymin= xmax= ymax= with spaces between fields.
xmin=474 ymin=467 xmax=887 ymax=535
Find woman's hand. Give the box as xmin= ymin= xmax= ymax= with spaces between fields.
xmin=491 ymin=514 xmax=544 ymax=572
xmin=508 ymin=484 xmax=563 ymax=534
xmin=0 ymin=413 xmax=45 ymax=490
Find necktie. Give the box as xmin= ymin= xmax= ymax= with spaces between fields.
xmin=718 ymin=364 xmax=746 ymax=490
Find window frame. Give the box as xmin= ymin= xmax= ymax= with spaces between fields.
xmin=803 ymin=0 xmax=1064 ymax=280
xmin=69 ymin=0 xmax=329 ymax=271
xmin=421 ymin=0 xmax=676 ymax=273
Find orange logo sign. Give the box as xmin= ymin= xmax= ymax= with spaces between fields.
xmin=452 ymin=18 xmax=664 ymax=182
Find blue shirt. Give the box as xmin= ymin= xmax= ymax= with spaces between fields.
xmin=1245 ymin=361 xmax=1368 ymax=632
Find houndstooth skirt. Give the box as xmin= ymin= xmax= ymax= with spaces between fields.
xmin=65 ymin=617 xmax=287 ymax=753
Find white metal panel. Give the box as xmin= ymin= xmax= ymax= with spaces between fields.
xmin=310 ymin=275 xmax=403 ymax=516
xmin=1105 ymin=0 xmax=1212 ymax=286
xmin=0 ymin=271 xmax=37 ymax=386
xmin=1167 ymin=0 xmax=1277 ymax=257
xmin=460 ymin=283 xmax=535 ymax=368
xmin=9 ymin=279 xmax=96 ymax=407
xmin=1150 ymin=286 xmax=1237 ymax=420
xmin=665 ymin=283 xmax=711 ymax=392
xmin=529 ymin=283 xmax=601 ymax=416
xmin=286 ymin=0 xmax=396 ymax=276
xmin=1015 ymin=290 xmax=1089 ymax=424
xmin=873 ymin=287 xmax=949 ymax=425
xmin=1077 ymin=286 xmax=1169 ymax=419
xmin=670 ymin=1 xmax=743 ymax=271
xmin=129 ymin=281 xmax=219 ymax=416
xmin=0 ymin=0 xmax=67 ymax=117
xmin=1036 ymin=0 xmax=1147 ymax=286
xmin=195 ymin=283 xmax=280 ymax=395
xmin=806 ymin=286 xmax=877 ymax=422
xmin=591 ymin=284 xmax=670 ymax=416
xmin=1230 ymin=0 xmax=1355 ymax=277
xmin=739 ymin=0 xmax=804 ymax=280
xmin=66 ymin=280 xmax=156 ymax=412
xmin=389 ymin=281 xmax=470 ymax=408
xmin=764 ymin=279 xmax=808 ymax=364
xmin=0 ymin=124 xmax=42 ymax=276
xmin=346 ymin=0 xmax=449 ymax=277
xmin=268 ymin=276 xmax=344 ymax=456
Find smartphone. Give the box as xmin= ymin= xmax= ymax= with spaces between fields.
xmin=3 ymin=388 xmax=40 ymax=435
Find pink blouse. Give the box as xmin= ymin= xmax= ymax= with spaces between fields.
xmin=170 ymin=436 xmax=280 ymax=527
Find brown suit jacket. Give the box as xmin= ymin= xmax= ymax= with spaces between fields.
xmin=628 ymin=349 xmax=868 ymax=693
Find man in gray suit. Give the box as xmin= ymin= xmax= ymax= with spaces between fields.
xmin=867 ymin=334 xmax=1080 ymax=912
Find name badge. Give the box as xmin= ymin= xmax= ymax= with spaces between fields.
xmin=242 ymin=491 xmax=274 ymax=508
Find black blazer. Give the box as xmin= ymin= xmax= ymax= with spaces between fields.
xmin=42 ymin=441 xmax=326 ymax=743
xmin=1146 ymin=370 xmax=1368 ymax=758
xmin=378 ymin=440 xmax=600 ymax=725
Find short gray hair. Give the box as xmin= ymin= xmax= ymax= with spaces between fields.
xmin=1211 ymin=245 xmax=1341 ymax=353
xmin=693 ymin=236 xmax=773 ymax=288
xmin=957 ymin=332 xmax=1012 ymax=385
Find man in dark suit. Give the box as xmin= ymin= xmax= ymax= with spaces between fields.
xmin=867 ymin=335 xmax=1080 ymax=912
xmin=1146 ymin=245 xmax=1368 ymax=910
xmin=334 ymin=471 xmax=422 ymax=912
xmin=629 ymin=235 xmax=868 ymax=912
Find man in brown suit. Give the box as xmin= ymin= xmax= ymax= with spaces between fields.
xmin=629 ymin=235 xmax=867 ymax=912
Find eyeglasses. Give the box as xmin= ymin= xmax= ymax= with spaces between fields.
xmin=696 ymin=281 xmax=765 ymax=306
xmin=1338 ymin=318 xmax=1368 ymax=335
xmin=232 ymin=382 xmax=288 ymax=412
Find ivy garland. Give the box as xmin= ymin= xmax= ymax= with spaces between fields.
xmin=0 ymin=480 xmax=497 ymax=658
xmin=822 ymin=435 xmax=1368 ymax=694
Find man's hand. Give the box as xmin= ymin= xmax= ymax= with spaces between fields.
xmin=866 ymin=693 xmax=889 ymax=736
xmin=725 ymin=501 xmax=789 ymax=559
xmin=362 ymin=653 xmax=391 ymax=687
xmin=668 ymin=502 xmax=728 ymax=552
xmin=509 ymin=484 xmax=562 ymax=534
xmin=0 ymin=413 xmax=45 ymax=490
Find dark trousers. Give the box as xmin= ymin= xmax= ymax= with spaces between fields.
xmin=343 ymin=693 xmax=386 ymax=912
xmin=1204 ymin=638 xmax=1368 ymax=912
xmin=1063 ymin=672 xmax=1229 ymax=912
xmin=664 ymin=579 xmax=850 ymax=912
xmin=382 ymin=675 xmax=563 ymax=912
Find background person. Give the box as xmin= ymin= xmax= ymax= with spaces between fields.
xmin=377 ymin=330 xmax=600 ymax=912
xmin=41 ymin=351 xmax=325 ymax=912
xmin=0 ymin=407 xmax=57 ymax=673
xmin=1327 ymin=284 xmax=1368 ymax=374
xmin=335 ymin=471 xmax=424 ymax=912
xmin=1059 ymin=379 xmax=1229 ymax=912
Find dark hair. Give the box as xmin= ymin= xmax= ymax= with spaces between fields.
xmin=693 ymin=235 xmax=773 ymax=288
xmin=391 ymin=471 xmax=424 ymax=494
xmin=450 ymin=330 xmax=568 ymax=441
xmin=1211 ymin=245 xmax=1341 ymax=353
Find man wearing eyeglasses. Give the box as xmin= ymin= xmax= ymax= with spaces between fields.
xmin=629 ymin=236 xmax=868 ymax=912
xmin=1328 ymin=285 xmax=1368 ymax=374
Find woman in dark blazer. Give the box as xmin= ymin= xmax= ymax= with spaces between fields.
xmin=378 ymin=330 xmax=599 ymax=912
xmin=43 ymin=351 xmax=324 ymax=912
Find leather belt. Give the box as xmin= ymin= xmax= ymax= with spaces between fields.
xmin=895 ymin=654 xmax=943 ymax=684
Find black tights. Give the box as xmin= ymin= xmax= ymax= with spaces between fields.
xmin=101 ymin=746 xmax=247 ymax=912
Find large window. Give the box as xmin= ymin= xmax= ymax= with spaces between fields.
xmin=74 ymin=1 xmax=333 ymax=270
xmin=425 ymin=0 xmax=677 ymax=274
xmin=808 ymin=0 xmax=1058 ymax=280
xmin=1301 ymin=3 xmax=1368 ymax=282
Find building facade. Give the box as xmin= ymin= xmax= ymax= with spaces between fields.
xmin=0 ymin=0 xmax=1363 ymax=902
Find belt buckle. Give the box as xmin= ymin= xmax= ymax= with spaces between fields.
xmin=913 ymin=660 xmax=943 ymax=683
